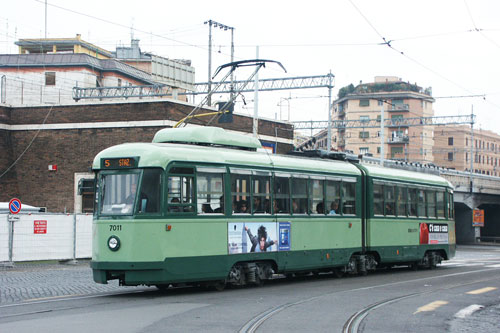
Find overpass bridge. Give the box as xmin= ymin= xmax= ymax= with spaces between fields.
xmin=359 ymin=157 xmax=500 ymax=245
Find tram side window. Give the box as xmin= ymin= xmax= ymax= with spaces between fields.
xmin=137 ymin=169 xmax=162 ymax=214
xmin=274 ymin=176 xmax=290 ymax=214
xmin=197 ymin=171 xmax=224 ymax=214
xmin=252 ymin=174 xmax=271 ymax=214
xmin=417 ymin=189 xmax=426 ymax=217
xmin=426 ymin=191 xmax=436 ymax=218
xmin=448 ymin=192 xmax=454 ymax=220
xmin=167 ymin=171 xmax=194 ymax=213
xmin=310 ymin=179 xmax=325 ymax=214
xmin=408 ymin=188 xmax=418 ymax=217
xmin=384 ymin=185 xmax=395 ymax=216
xmin=396 ymin=186 xmax=407 ymax=217
xmin=373 ymin=184 xmax=384 ymax=216
xmin=436 ymin=191 xmax=445 ymax=218
xmin=326 ymin=179 xmax=340 ymax=215
xmin=291 ymin=177 xmax=308 ymax=214
xmin=342 ymin=182 xmax=356 ymax=215
xmin=231 ymin=173 xmax=251 ymax=214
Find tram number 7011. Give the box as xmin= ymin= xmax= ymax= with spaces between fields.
xmin=109 ymin=225 xmax=122 ymax=232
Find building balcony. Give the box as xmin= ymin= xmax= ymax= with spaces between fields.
xmin=388 ymin=136 xmax=409 ymax=144
xmin=389 ymin=103 xmax=409 ymax=112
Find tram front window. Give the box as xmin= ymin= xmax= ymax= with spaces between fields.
xmin=100 ymin=173 xmax=140 ymax=215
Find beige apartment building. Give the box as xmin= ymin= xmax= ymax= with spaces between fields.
xmin=434 ymin=125 xmax=500 ymax=176
xmin=332 ymin=76 xmax=435 ymax=162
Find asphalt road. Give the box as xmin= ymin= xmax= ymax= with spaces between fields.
xmin=1 ymin=245 xmax=500 ymax=333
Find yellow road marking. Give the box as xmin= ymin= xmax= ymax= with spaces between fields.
xmin=414 ymin=300 xmax=449 ymax=314
xmin=466 ymin=287 xmax=497 ymax=295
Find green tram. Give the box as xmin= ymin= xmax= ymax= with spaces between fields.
xmin=91 ymin=127 xmax=456 ymax=289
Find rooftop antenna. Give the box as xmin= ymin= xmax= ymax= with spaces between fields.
xmin=130 ymin=18 xmax=135 ymax=42
xmin=44 ymin=0 xmax=47 ymax=38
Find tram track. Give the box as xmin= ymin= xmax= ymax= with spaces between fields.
xmin=342 ymin=293 xmax=421 ymax=333
xmin=239 ymin=266 xmax=500 ymax=333
xmin=0 ymin=288 xmax=151 ymax=319
xmin=342 ymin=272 xmax=500 ymax=332
xmin=3 ymin=265 xmax=500 ymax=329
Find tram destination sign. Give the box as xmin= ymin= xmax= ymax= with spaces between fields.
xmin=101 ymin=157 xmax=139 ymax=169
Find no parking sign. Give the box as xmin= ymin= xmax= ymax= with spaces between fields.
xmin=8 ymin=198 xmax=22 ymax=214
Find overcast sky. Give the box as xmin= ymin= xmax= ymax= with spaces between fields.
xmin=1 ymin=0 xmax=499 ymax=133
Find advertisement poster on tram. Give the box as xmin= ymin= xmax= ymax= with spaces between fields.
xmin=228 ymin=222 xmax=291 ymax=254
xmin=420 ymin=223 xmax=449 ymax=245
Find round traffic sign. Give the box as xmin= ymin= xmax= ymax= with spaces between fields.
xmin=9 ymin=198 xmax=22 ymax=214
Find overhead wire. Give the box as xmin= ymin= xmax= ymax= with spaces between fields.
xmin=0 ymin=105 xmax=55 ymax=180
xmin=347 ymin=0 xmax=495 ymax=107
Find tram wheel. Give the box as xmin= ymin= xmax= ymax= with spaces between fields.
xmin=156 ymin=284 xmax=170 ymax=292
xmin=213 ymin=281 xmax=226 ymax=291
xmin=333 ymin=268 xmax=344 ymax=278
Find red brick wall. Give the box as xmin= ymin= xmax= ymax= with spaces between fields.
xmin=0 ymin=101 xmax=293 ymax=212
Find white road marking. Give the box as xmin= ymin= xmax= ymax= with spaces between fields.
xmin=454 ymin=304 xmax=484 ymax=318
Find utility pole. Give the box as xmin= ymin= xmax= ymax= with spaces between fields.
xmin=206 ymin=20 xmax=213 ymax=106
xmin=327 ymin=71 xmax=333 ymax=151
xmin=253 ymin=46 xmax=259 ymax=137
xmin=204 ymin=20 xmax=234 ymax=107
xmin=230 ymin=27 xmax=235 ymax=102
xmin=45 ymin=0 xmax=48 ymax=38
xmin=470 ymin=105 xmax=474 ymax=192
xmin=380 ymin=100 xmax=385 ymax=166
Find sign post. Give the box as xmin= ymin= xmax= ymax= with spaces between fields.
xmin=473 ymin=208 xmax=484 ymax=243
xmin=473 ymin=209 xmax=484 ymax=227
xmin=9 ymin=198 xmax=21 ymax=215
xmin=6 ymin=198 xmax=22 ymax=266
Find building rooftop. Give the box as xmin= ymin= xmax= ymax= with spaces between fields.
xmin=0 ymin=53 xmax=156 ymax=84
xmin=336 ymin=78 xmax=433 ymax=102
xmin=15 ymin=34 xmax=113 ymax=58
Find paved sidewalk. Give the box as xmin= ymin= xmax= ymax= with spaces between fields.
xmin=0 ymin=260 xmax=144 ymax=304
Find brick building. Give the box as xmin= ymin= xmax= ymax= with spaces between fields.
xmin=0 ymin=100 xmax=293 ymax=213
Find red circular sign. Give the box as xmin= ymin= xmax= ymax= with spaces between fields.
xmin=9 ymin=198 xmax=22 ymax=214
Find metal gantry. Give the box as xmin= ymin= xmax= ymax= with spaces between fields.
xmin=72 ymin=84 xmax=175 ymax=101
xmin=72 ymin=74 xmax=335 ymax=101
xmin=192 ymin=74 xmax=334 ymax=95
xmin=293 ymin=114 xmax=475 ymax=130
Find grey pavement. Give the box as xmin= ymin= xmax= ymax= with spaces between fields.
xmin=0 ymin=260 xmax=145 ymax=304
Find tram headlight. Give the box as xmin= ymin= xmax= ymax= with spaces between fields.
xmin=108 ymin=236 xmax=120 ymax=251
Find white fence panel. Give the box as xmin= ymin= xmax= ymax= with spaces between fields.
xmin=13 ymin=214 xmax=74 ymax=261
xmin=0 ymin=214 xmax=9 ymax=262
xmin=76 ymin=214 xmax=93 ymax=258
